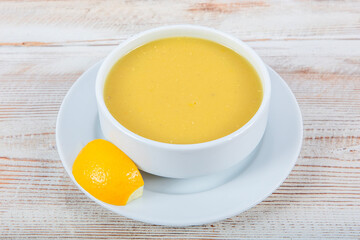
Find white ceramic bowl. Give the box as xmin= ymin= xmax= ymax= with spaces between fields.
xmin=96 ymin=25 xmax=271 ymax=178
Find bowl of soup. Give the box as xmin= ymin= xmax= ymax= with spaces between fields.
xmin=96 ymin=25 xmax=271 ymax=178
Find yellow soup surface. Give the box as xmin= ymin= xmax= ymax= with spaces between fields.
xmin=104 ymin=37 xmax=263 ymax=144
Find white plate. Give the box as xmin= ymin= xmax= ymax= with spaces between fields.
xmin=56 ymin=62 xmax=303 ymax=226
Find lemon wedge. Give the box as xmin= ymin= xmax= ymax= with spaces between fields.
xmin=72 ymin=139 xmax=144 ymax=205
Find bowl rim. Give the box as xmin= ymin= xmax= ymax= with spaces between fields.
xmin=95 ymin=24 xmax=271 ymax=150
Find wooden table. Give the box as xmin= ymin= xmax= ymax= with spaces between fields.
xmin=1 ymin=0 xmax=359 ymax=238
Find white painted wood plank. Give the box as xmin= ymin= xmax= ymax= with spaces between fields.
xmin=1 ymin=0 xmax=359 ymax=44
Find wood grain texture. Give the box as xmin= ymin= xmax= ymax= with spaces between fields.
xmin=1 ymin=0 xmax=360 ymax=239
